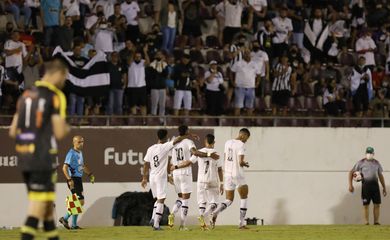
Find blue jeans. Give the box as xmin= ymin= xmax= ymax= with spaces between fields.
xmin=6 ymin=4 xmax=31 ymax=27
xmin=106 ymin=89 xmax=124 ymax=115
xmin=162 ymin=27 xmax=176 ymax=53
xmin=68 ymin=93 xmax=85 ymax=116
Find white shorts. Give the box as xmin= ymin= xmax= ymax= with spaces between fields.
xmin=224 ymin=175 xmax=246 ymax=191
xmin=197 ymin=182 xmax=219 ymax=205
xmin=173 ymin=90 xmax=192 ymax=110
xmin=173 ymin=174 xmax=193 ymax=194
xmin=150 ymin=176 xmax=167 ymax=199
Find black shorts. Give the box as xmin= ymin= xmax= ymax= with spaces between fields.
xmin=182 ymin=23 xmax=202 ymax=38
xmin=23 ymin=171 xmax=56 ymax=201
xmin=68 ymin=177 xmax=84 ymax=200
xmin=272 ymin=90 xmax=291 ymax=107
xmin=362 ymin=182 xmax=381 ymax=205
xmin=353 ymin=84 xmax=369 ymax=112
xmin=126 ymin=87 xmax=147 ymax=107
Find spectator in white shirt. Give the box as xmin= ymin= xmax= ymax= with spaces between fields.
xmin=248 ymin=0 xmax=267 ymax=33
xmin=23 ymin=44 xmax=43 ymax=89
xmin=251 ymin=41 xmax=269 ymax=97
xmin=272 ymin=7 xmax=293 ymax=59
xmin=125 ymin=45 xmax=150 ymax=116
xmin=356 ymin=29 xmax=377 ymax=70
xmin=323 ymin=78 xmax=346 ymax=116
xmin=161 ymin=2 xmax=179 ymax=54
xmin=231 ymin=50 xmax=261 ymax=116
xmin=204 ymin=61 xmax=225 ymax=116
xmin=350 ymin=56 xmax=373 ymax=117
xmin=94 ymin=19 xmax=116 ymax=53
xmin=223 ymin=0 xmax=247 ymax=45
xmin=4 ymin=31 xmax=27 ymax=84
xmin=121 ymin=0 xmax=140 ymax=44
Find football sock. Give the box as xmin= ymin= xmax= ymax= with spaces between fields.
xmin=151 ymin=201 xmax=158 ymax=221
xmin=44 ymin=220 xmax=59 ymax=240
xmin=240 ymin=199 xmax=248 ymax=226
xmin=213 ymin=199 xmax=232 ymax=216
xmin=72 ymin=214 xmax=79 ymax=227
xmin=63 ymin=212 xmax=71 ymax=221
xmin=154 ymin=203 xmax=164 ymax=228
xmin=204 ymin=203 xmax=217 ymax=218
xmin=21 ymin=216 xmax=39 ymax=240
xmin=180 ymin=199 xmax=189 ymax=226
xmin=198 ymin=203 xmax=206 ymax=216
xmin=171 ymin=198 xmax=182 ymax=214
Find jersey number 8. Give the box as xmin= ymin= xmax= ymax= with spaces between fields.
xmin=153 ymin=155 xmax=159 ymax=167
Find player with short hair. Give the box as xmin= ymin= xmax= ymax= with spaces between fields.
xmin=141 ymin=129 xmax=197 ymax=230
xmin=168 ymin=125 xmax=219 ymax=230
xmin=9 ymin=58 xmax=70 ymax=240
xmin=171 ymin=134 xmax=223 ymax=230
xmin=59 ymin=136 xmax=95 ymax=230
xmin=349 ymin=147 xmax=387 ymax=225
xmin=212 ymin=128 xmax=251 ymax=229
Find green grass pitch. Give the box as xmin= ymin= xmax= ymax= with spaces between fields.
xmin=0 ymin=225 xmax=389 ymax=240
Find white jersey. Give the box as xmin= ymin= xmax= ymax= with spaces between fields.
xmin=144 ymin=141 xmax=174 ymax=179
xmin=171 ymin=138 xmax=196 ymax=176
xmin=224 ymin=139 xmax=246 ymax=178
xmin=190 ymin=148 xmax=222 ymax=186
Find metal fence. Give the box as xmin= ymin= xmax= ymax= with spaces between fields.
xmin=1 ymin=115 xmax=389 ymax=127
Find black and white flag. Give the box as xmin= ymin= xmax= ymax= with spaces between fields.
xmin=52 ymin=46 xmax=110 ymax=97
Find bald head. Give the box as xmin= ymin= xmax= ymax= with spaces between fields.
xmin=73 ymin=136 xmax=84 ymax=151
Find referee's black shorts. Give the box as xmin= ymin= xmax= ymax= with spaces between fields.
xmin=361 ymin=182 xmax=381 ymax=205
xmin=67 ymin=177 xmax=84 ymax=200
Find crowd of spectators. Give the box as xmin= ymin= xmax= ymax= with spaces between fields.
xmin=1 ymin=0 xmax=390 ymax=124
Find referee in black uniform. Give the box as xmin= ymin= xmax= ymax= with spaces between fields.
xmin=9 ymin=59 xmax=70 ymax=240
xmin=349 ymin=147 xmax=387 ymax=225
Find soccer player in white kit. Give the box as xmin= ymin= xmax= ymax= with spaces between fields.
xmin=168 ymin=125 xmax=219 ymax=230
xmin=212 ymin=128 xmax=251 ymax=229
xmin=141 ymin=129 xmax=194 ymax=230
xmin=171 ymin=134 xmax=223 ymax=230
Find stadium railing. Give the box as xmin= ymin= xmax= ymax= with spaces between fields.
xmin=0 ymin=115 xmax=389 ymax=127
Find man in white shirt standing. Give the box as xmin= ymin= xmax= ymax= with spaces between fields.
xmin=356 ymin=29 xmax=376 ymax=70
xmin=4 ymin=31 xmax=27 ymax=84
xmin=212 ymin=128 xmax=251 ymax=229
xmin=248 ymin=0 xmax=267 ymax=33
xmin=350 ymin=56 xmax=373 ymax=117
xmin=171 ymin=134 xmax=223 ymax=230
xmin=223 ymin=0 xmax=247 ymax=45
xmin=168 ymin=125 xmax=219 ymax=230
xmin=272 ymin=7 xmax=293 ymax=59
xmin=231 ymin=50 xmax=261 ymax=116
xmin=121 ymin=0 xmax=140 ymax=44
xmin=142 ymin=129 xmax=195 ymax=230
xmin=125 ymin=44 xmax=150 ymax=117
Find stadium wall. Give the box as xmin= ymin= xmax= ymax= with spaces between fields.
xmin=0 ymin=127 xmax=389 ymax=227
